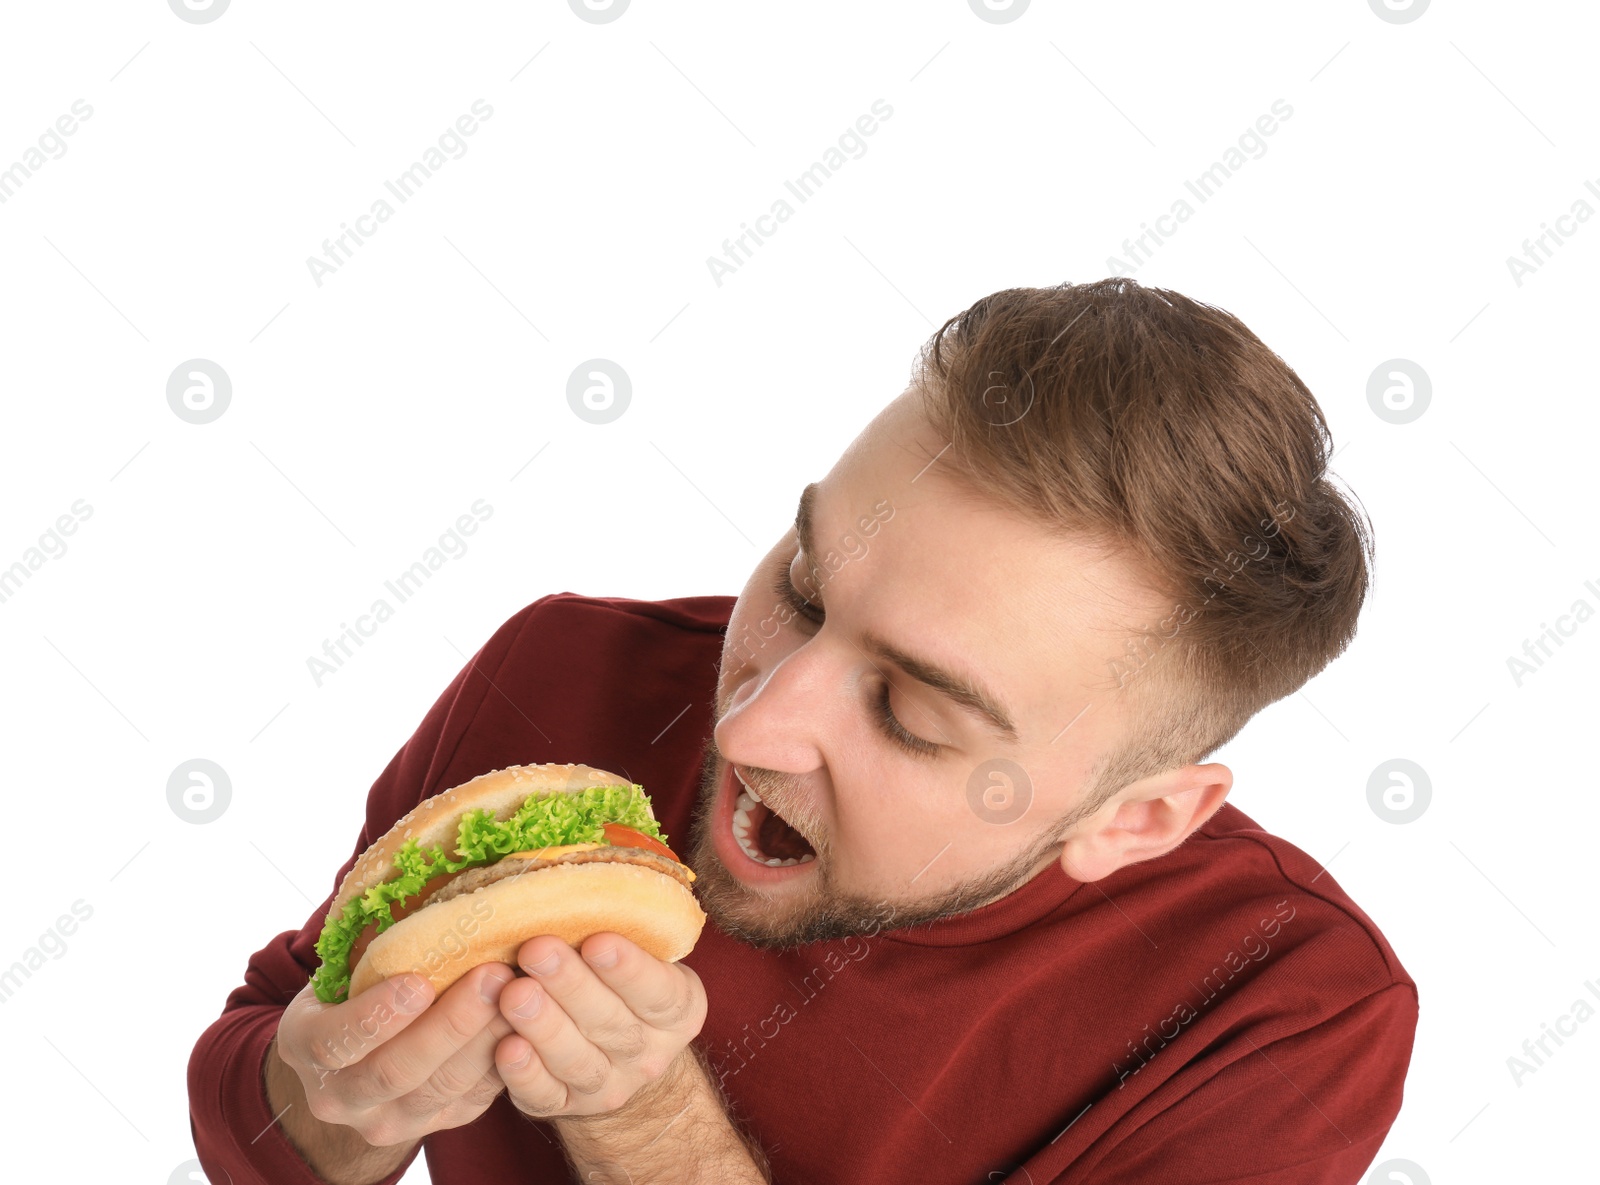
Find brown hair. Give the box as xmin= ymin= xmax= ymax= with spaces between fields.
xmin=912 ymin=277 xmax=1373 ymax=816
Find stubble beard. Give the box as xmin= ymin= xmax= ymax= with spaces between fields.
xmin=684 ymin=729 xmax=1072 ymax=951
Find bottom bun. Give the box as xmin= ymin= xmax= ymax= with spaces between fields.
xmin=348 ymin=861 xmax=708 ymax=999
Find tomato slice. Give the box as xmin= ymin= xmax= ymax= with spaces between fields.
xmin=602 ymin=823 xmax=681 ymax=863
xmin=346 ymin=869 xmax=459 ymax=976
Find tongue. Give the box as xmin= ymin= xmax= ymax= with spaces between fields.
xmin=757 ymin=803 xmax=816 ymax=861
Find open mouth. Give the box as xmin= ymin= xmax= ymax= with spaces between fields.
xmin=730 ymin=765 xmax=818 ymax=868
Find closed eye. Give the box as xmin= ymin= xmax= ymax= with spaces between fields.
xmin=771 ymin=553 xmax=940 ymax=758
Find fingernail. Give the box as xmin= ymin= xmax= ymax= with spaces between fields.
xmin=507 ymin=1046 xmax=531 ymax=1070
xmin=513 ymin=988 xmax=544 ymax=1019
xmin=479 ymin=969 xmax=511 ymax=1005
xmin=528 ymin=953 xmax=560 ymax=976
xmin=584 ymin=945 xmax=618 ymax=969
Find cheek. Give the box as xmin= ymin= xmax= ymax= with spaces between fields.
xmin=830 ymin=768 xmax=948 ymax=862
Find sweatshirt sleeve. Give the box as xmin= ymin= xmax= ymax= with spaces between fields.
xmin=1065 ymin=982 xmax=1419 ymax=1185
xmin=185 ymin=600 xmax=541 ymax=1185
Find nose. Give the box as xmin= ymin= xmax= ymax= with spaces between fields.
xmin=715 ymin=642 xmax=836 ymax=777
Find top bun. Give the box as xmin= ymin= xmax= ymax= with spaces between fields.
xmin=324 ymin=762 xmax=640 ymax=931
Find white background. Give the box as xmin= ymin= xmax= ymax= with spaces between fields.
xmin=0 ymin=1 xmax=1595 ymax=1182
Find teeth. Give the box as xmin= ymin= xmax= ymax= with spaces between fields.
xmin=731 ymin=797 xmax=815 ymax=868
xmin=733 ymin=766 xmax=763 ymax=804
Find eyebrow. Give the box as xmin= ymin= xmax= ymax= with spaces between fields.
xmin=794 ymin=483 xmax=1021 ymax=744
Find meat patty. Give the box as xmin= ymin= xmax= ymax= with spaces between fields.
xmin=420 ymin=845 xmax=695 ymax=910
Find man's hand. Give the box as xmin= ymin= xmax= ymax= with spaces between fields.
xmin=266 ymin=940 xmax=757 ymax=1185
xmin=493 ymin=932 xmax=708 ymax=1119
xmin=273 ymin=962 xmax=518 ymax=1150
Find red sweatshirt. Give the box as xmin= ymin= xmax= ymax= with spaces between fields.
xmin=188 ymin=592 xmax=1418 ymax=1185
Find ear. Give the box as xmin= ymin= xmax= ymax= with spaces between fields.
xmin=1058 ymin=762 xmax=1232 ymax=883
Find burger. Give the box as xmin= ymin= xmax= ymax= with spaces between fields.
xmin=310 ymin=763 xmax=704 ymax=1004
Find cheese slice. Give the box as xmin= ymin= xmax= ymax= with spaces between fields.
xmin=505 ymin=842 xmax=604 ymax=860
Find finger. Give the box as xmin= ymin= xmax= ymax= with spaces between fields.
xmin=437 ymin=1065 xmax=508 ymax=1126
xmin=336 ymin=963 xmax=516 ymax=1108
xmin=515 ymin=936 xmax=652 ymax=1063
xmin=281 ymin=974 xmax=436 ymax=1082
xmin=395 ymin=1006 xmax=516 ymax=1121
xmin=431 ymin=1009 xmax=517 ymax=1107
xmin=576 ymin=932 xmax=704 ymax=1035
xmin=495 ymin=1033 xmax=570 ymax=1118
xmin=499 ymin=962 xmax=613 ymax=1098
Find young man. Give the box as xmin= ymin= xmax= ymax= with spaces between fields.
xmin=189 ymin=278 xmax=1416 ymax=1184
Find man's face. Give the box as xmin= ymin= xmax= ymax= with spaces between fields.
xmin=685 ymin=389 xmax=1164 ymax=949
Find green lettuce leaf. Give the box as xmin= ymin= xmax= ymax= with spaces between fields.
xmin=310 ymin=783 xmax=665 ymax=1003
